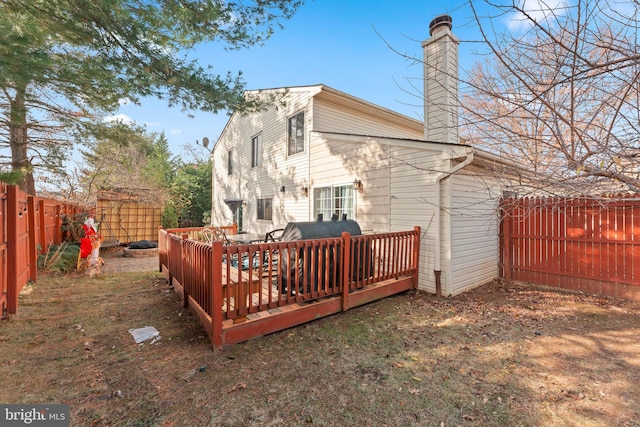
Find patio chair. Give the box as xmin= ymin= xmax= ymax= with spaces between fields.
xmin=240 ymin=228 xmax=284 ymax=273
xmin=203 ymin=227 xmax=232 ymax=245
xmin=265 ymin=228 xmax=285 ymax=242
xmin=258 ymin=228 xmax=285 ymax=273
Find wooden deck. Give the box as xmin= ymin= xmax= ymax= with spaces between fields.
xmin=221 ymin=262 xmax=280 ymax=312
xmin=159 ymin=227 xmax=420 ymax=349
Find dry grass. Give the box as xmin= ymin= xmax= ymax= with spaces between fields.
xmin=1 ymin=269 xmax=640 ymax=427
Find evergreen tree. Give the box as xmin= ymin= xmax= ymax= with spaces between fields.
xmin=0 ymin=0 xmax=301 ymax=194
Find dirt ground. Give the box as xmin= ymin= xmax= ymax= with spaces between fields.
xmin=1 ymin=255 xmax=640 ymax=427
xmin=99 ymin=246 xmax=160 ymax=274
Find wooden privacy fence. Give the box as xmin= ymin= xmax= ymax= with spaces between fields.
xmin=159 ymin=226 xmax=420 ymax=348
xmin=0 ymin=183 xmax=82 ymax=314
xmin=501 ymin=196 xmax=640 ymax=301
xmin=97 ymin=191 xmax=163 ymax=245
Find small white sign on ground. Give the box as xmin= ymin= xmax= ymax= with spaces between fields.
xmin=128 ymin=326 xmax=160 ymax=343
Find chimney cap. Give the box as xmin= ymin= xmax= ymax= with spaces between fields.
xmin=429 ymin=14 xmax=453 ymax=36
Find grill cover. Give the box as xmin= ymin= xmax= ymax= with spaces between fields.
xmin=280 ymin=219 xmax=362 ymax=241
xmin=278 ymin=219 xmax=368 ymax=295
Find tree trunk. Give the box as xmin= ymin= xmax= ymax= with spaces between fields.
xmin=9 ymin=85 xmax=35 ymax=195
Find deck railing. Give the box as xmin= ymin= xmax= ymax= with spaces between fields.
xmin=159 ymin=227 xmax=420 ymax=348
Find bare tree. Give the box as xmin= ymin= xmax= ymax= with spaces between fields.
xmin=461 ymin=0 xmax=640 ymax=196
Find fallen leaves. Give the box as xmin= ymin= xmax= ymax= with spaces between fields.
xmin=228 ymin=382 xmax=247 ymax=393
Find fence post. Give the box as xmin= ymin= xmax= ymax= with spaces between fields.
xmin=413 ymin=226 xmax=421 ymax=289
xmin=54 ymin=205 xmax=62 ymax=244
xmin=211 ymin=240 xmax=223 ymax=349
xmin=502 ymin=200 xmax=513 ymax=282
xmin=27 ymin=196 xmax=37 ymax=281
xmin=341 ymin=231 xmax=351 ymax=312
xmin=38 ymin=200 xmax=45 ymax=254
xmin=6 ymin=186 xmax=18 ymax=314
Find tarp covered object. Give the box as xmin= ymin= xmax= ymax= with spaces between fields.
xmin=280 ymin=219 xmax=362 ymax=241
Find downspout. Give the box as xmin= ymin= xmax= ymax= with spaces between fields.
xmin=434 ymin=147 xmax=474 ymax=297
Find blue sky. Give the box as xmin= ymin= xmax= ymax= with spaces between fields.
xmin=112 ymin=0 xmax=508 ymax=156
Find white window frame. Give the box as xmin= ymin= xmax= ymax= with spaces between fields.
xmin=251 ymin=133 xmax=263 ymax=168
xmin=287 ymin=111 xmax=305 ymax=156
xmin=313 ymin=183 xmax=356 ymax=221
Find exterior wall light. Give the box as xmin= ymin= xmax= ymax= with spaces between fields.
xmin=301 ymin=186 xmax=309 ymax=197
xmin=353 ymin=179 xmax=363 ymax=191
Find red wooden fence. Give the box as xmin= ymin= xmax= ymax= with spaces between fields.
xmin=501 ymin=196 xmax=640 ymax=301
xmin=0 ymin=184 xmax=82 ymax=314
xmin=0 ymin=183 xmax=7 ymax=315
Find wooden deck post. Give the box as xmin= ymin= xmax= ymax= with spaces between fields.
xmin=341 ymin=231 xmax=351 ymax=312
xmin=211 ymin=240 xmax=223 ymax=349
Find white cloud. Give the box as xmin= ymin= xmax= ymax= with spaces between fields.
xmin=169 ymin=129 xmax=183 ymax=136
xmin=104 ymin=114 xmax=134 ymax=125
xmin=506 ymin=0 xmax=570 ymax=31
xmin=144 ymin=121 xmax=160 ymax=127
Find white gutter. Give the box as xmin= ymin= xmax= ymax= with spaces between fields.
xmin=434 ymin=147 xmax=474 ymax=296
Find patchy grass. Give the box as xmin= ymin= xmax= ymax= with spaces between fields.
xmin=1 ymin=270 xmax=640 ymax=427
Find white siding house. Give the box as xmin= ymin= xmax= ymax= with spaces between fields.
xmin=211 ymin=15 xmax=518 ymax=296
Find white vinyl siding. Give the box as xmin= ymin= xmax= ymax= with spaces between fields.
xmin=309 ymin=133 xmax=391 ymax=233
xmin=389 ymin=146 xmax=453 ymax=293
xmin=448 ymin=171 xmax=501 ymax=296
xmin=313 ymin=98 xmax=423 ymax=139
xmin=212 ymin=88 xmax=314 ymax=233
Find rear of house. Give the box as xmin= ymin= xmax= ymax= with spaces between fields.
xmin=211 ymin=84 xmax=426 ymax=234
xmin=211 ymin=15 xmax=516 ymax=297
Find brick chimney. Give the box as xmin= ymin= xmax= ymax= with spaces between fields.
xmin=422 ymin=14 xmax=459 ymax=144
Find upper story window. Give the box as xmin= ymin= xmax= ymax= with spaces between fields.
xmin=251 ymin=133 xmax=263 ymax=168
xmin=313 ymin=184 xmax=355 ymax=221
xmin=227 ymin=149 xmax=233 ymax=175
xmin=287 ymin=111 xmax=305 ymax=156
xmin=257 ymin=197 xmax=273 ymax=220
